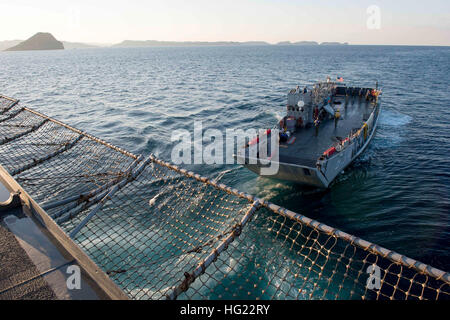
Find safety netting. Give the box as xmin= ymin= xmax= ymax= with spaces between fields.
xmin=0 ymin=95 xmax=448 ymax=300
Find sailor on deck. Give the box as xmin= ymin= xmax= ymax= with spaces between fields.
xmin=313 ymin=106 xmax=319 ymax=120
xmin=314 ymin=118 xmax=320 ymax=136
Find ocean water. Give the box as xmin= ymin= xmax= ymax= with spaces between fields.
xmin=0 ymin=45 xmax=449 ymax=274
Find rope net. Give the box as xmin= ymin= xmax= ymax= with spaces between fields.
xmin=0 ymin=95 xmax=448 ymax=300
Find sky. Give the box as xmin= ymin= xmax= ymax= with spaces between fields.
xmin=0 ymin=0 xmax=449 ymax=45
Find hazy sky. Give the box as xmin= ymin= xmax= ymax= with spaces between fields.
xmin=1 ymin=0 xmax=449 ymax=45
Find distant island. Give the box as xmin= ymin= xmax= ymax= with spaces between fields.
xmin=5 ymin=33 xmax=64 ymax=51
xmin=113 ymin=40 xmax=271 ymax=47
xmin=320 ymin=42 xmax=349 ymax=46
xmin=62 ymin=41 xmax=99 ymax=49
xmin=112 ymin=40 xmax=350 ymax=48
xmin=276 ymin=41 xmax=318 ymax=45
xmin=0 ymin=40 xmax=22 ymax=51
xmin=276 ymin=41 xmax=348 ymax=46
xmin=1 ymin=33 xmax=351 ymax=51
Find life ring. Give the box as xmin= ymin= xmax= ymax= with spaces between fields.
xmin=336 ymin=144 xmax=343 ymax=152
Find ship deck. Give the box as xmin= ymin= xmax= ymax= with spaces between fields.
xmin=278 ymin=96 xmax=376 ymax=167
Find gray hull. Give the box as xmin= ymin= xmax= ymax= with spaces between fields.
xmin=242 ymin=161 xmax=328 ymax=188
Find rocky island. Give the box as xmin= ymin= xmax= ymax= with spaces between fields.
xmin=5 ymin=33 xmax=64 ymax=51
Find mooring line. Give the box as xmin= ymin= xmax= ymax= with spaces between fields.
xmin=43 ymin=155 xmax=144 ymax=212
xmin=69 ymin=156 xmax=152 ymax=239
xmin=166 ymin=200 xmax=261 ymax=300
xmin=0 ymin=260 xmax=75 ymax=296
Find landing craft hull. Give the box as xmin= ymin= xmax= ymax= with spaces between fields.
xmin=240 ymin=105 xmax=380 ymax=188
xmin=241 ymin=161 xmax=327 ymax=188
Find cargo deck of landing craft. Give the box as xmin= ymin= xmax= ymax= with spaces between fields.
xmin=278 ymin=95 xmax=376 ymax=168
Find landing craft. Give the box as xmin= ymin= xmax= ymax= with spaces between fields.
xmin=236 ymin=77 xmax=382 ymax=188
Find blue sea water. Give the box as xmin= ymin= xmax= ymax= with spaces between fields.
xmin=0 ymin=45 xmax=449 ymax=273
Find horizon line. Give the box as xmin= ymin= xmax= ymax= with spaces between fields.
xmin=1 ymin=38 xmax=449 ymax=48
